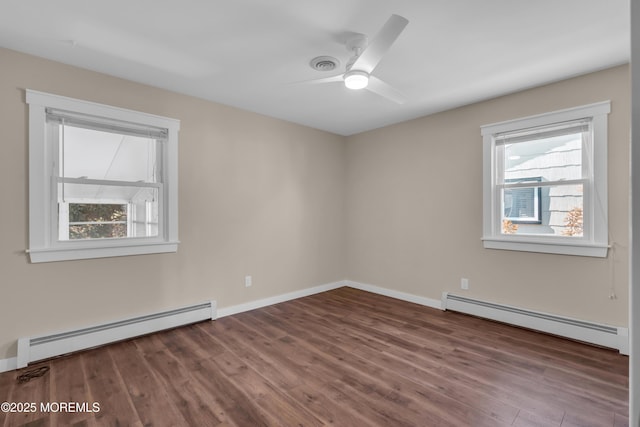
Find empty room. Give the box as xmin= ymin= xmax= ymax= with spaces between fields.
xmin=0 ymin=1 xmax=637 ymax=426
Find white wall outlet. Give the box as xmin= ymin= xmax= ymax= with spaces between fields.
xmin=245 ymin=275 xmax=252 ymax=287
xmin=461 ymin=278 xmax=469 ymax=290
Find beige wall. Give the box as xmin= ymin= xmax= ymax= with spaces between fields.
xmin=0 ymin=48 xmax=347 ymax=359
xmin=346 ymin=65 xmax=630 ymax=326
xmin=0 ymin=47 xmax=630 ymax=361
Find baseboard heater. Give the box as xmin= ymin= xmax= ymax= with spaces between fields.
xmin=17 ymin=300 xmax=216 ymax=369
xmin=441 ymin=293 xmax=628 ymax=354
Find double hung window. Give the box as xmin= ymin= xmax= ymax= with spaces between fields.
xmin=481 ymin=102 xmax=610 ymax=257
xmin=27 ymin=90 xmax=180 ymax=262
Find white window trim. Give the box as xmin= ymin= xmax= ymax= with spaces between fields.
xmin=481 ymin=101 xmax=610 ymax=257
xmin=26 ymin=89 xmax=180 ymax=263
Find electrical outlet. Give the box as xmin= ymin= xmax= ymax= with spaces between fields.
xmin=461 ymin=278 xmax=469 ymax=290
xmin=245 ymin=275 xmax=252 ymax=287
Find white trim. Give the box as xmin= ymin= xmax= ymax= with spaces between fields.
xmin=481 ymin=101 xmax=610 ymax=257
xmin=2 ymin=281 xmax=629 ymax=372
xmin=482 ymin=238 xmax=609 ymax=257
xmin=0 ymin=357 xmax=17 ymax=373
xmin=27 ymin=241 xmax=179 ymax=263
xmin=26 ymin=90 xmax=180 ymax=131
xmin=342 ymin=280 xmax=628 ymax=353
xmin=26 ymin=89 xmax=180 ymax=263
xmin=216 ymin=280 xmax=442 ymax=318
xmin=480 ymin=101 xmax=611 ymax=136
xmin=345 ymin=280 xmax=442 ymax=309
xmin=217 ymin=281 xmax=346 ymax=318
xmin=617 ymin=327 xmax=630 ymax=356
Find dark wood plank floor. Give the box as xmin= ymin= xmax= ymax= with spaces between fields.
xmin=0 ymin=287 xmax=629 ymax=426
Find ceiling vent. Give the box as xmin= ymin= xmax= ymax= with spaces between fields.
xmin=310 ymin=56 xmax=340 ymax=72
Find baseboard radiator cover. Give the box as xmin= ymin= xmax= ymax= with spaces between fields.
xmin=441 ymin=293 xmax=628 ymax=354
xmin=17 ymin=301 xmax=216 ymax=369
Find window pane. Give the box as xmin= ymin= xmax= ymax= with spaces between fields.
xmin=58 ymin=183 xmax=159 ymax=240
xmin=503 ymin=184 xmax=541 ymax=224
xmin=55 ymin=121 xmax=162 ymax=242
xmin=69 ymin=223 xmax=128 ymax=240
xmin=69 ymin=203 xmax=126 ymax=223
xmin=503 ymin=132 xmax=583 ymax=183
xmin=60 ymin=125 xmax=159 ymax=183
xmin=501 ymin=184 xmax=583 ymax=237
xmin=66 ymin=203 xmax=127 ymax=240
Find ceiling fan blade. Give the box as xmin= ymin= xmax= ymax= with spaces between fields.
xmin=351 ymin=14 xmax=408 ymax=74
xmin=366 ymin=76 xmax=407 ymax=104
xmin=290 ymin=74 xmax=344 ymax=86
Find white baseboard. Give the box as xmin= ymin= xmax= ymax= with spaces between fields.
xmin=345 ymin=280 xmax=442 ymax=310
xmin=0 ymin=282 xmax=424 ymax=373
xmin=343 ymin=281 xmax=629 ymax=354
xmin=16 ymin=300 xmax=216 ymax=369
xmin=0 ymin=357 xmax=17 ymax=373
xmin=442 ymin=292 xmax=629 ymax=354
xmin=2 ymin=282 xmax=346 ymax=373
xmin=216 ymin=280 xmax=347 ymax=318
xmin=1 ymin=280 xmax=627 ymax=373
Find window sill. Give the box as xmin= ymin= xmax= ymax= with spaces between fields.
xmin=482 ymin=237 xmax=608 ymax=257
xmin=27 ymin=241 xmax=179 ymax=263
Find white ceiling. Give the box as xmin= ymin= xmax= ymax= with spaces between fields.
xmin=0 ymin=1 xmax=630 ymax=136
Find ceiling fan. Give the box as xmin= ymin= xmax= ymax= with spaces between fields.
xmin=306 ymin=14 xmax=409 ymax=104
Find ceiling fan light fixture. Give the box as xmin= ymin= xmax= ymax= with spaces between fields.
xmin=344 ymin=70 xmax=369 ymax=90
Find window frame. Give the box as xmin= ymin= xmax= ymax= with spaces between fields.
xmin=481 ymin=101 xmax=610 ymax=257
xmin=27 ymin=89 xmax=180 ymax=263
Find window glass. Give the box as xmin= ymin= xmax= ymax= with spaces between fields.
xmin=502 ymin=178 xmax=541 ymax=224
xmin=495 ymin=123 xmax=587 ymax=238
xmin=54 ymin=121 xmax=162 ymax=241
xmin=502 ymin=133 xmax=583 ymax=182
xmin=59 ymin=126 xmax=159 ymax=183
xmin=501 ymin=184 xmax=583 ymax=236
xmin=67 ymin=203 xmax=128 ymax=240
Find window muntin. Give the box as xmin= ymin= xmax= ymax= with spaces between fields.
xmin=481 ymin=101 xmax=609 ymax=257
xmin=27 ymin=90 xmax=180 ymax=263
